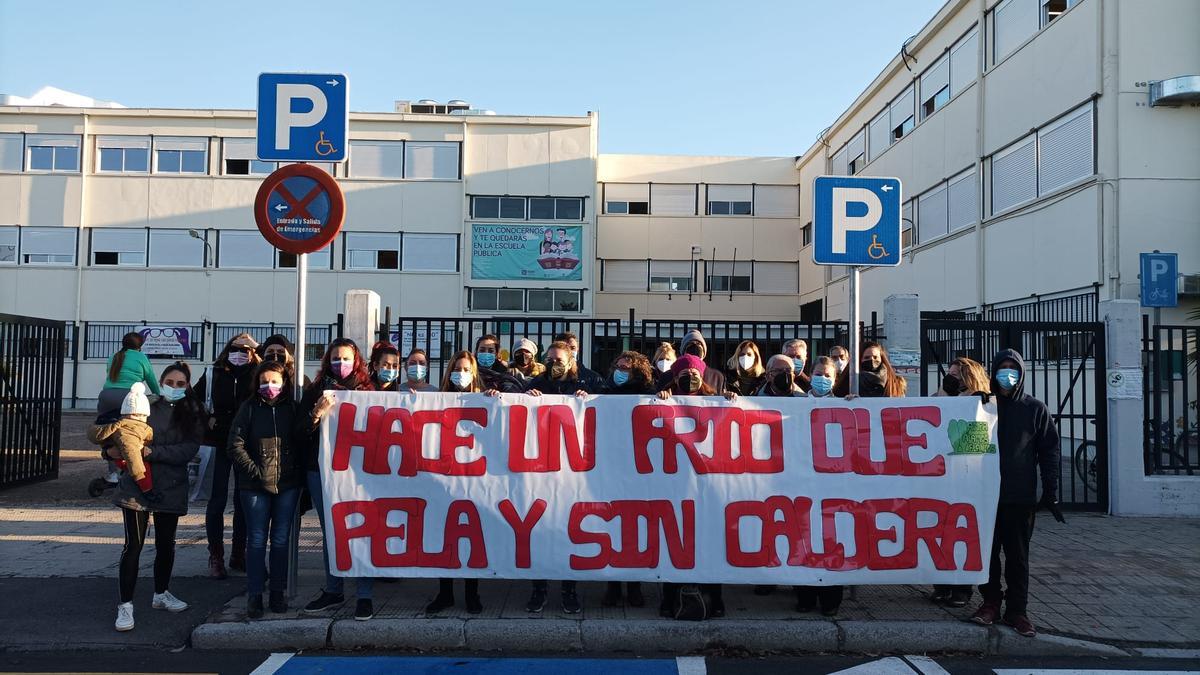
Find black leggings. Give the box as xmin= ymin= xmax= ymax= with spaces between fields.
xmin=118 ymin=508 xmax=179 ymax=603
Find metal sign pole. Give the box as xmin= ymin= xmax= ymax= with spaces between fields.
xmin=289 ymin=252 xmax=307 ymax=600
xmin=848 ymin=266 xmax=861 ymax=396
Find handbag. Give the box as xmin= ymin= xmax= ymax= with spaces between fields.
xmin=191 ymin=366 xmax=218 ymax=502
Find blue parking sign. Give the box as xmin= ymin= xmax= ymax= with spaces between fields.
xmin=1140 ymin=252 xmax=1178 ymax=308
xmin=812 ymin=176 xmax=903 ymax=267
xmin=256 ymin=73 xmax=348 ymax=163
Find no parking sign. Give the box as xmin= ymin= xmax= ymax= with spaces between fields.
xmin=253 ymin=163 xmax=344 ymax=255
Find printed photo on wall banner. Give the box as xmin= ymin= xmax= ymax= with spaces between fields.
xmin=137 ymin=326 xmax=191 ymax=358
xmin=471 ymin=224 xmax=583 ymax=281
xmin=318 ymin=391 xmax=1000 ymax=585
xmin=389 ymin=327 xmax=454 ymax=359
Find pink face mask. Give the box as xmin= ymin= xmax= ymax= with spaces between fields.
xmin=331 ymin=359 xmax=353 ymax=379
xmin=258 ymin=382 xmax=282 ymax=400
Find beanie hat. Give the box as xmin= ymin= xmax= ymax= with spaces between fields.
xmin=680 ymin=329 xmax=707 ymax=358
xmin=514 ymin=338 xmax=538 ymax=357
xmin=670 ymin=354 xmax=707 ymax=378
xmin=121 ymin=382 xmax=151 ymax=416
xmin=261 ymin=333 xmax=294 ymax=355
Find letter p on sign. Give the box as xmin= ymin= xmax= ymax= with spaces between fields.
xmin=831 ymin=187 xmax=882 ymax=255
xmin=275 ymin=84 xmax=327 ymax=151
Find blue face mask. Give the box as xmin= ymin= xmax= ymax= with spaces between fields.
xmin=476 ymin=352 xmax=496 ymax=368
xmin=450 ymin=371 xmax=473 ymax=389
xmin=612 ymin=370 xmax=630 ymax=386
xmin=792 ymin=358 xmax=805 ymax=374
xmin=161 ymin=385 xmax=187 ymax=402
xmin=407 ymin=364 xmax=427 ymax=382
xmin=810 ymin=374 xmax=833 ymax=396
xmin=996 ymin=368 xmax=1020 ymax=390
xmin=377 ymin=368 xmax=398 ymax=384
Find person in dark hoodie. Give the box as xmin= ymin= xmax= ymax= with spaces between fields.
xmin=969 ymin=349 xmax=1061 ymax=638
xmin=258 ymin=334 xmax=310 ymax=390
xmin=673 ymin=329 xmax=726 ymax=393
xmin=474 ymin=334 xmax=523 ymax=393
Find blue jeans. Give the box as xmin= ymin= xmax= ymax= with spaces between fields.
xmin=240 ymin=487 xmax=300 ymax=596
xmin=307 ymin=471 xmax=373 ymax=599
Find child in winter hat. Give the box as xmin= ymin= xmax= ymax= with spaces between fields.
xmin=87 ymin=383 xmax=158 ymax=501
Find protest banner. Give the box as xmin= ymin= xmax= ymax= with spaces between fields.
xmin=318 ymin=392 xmax=999 ymax=585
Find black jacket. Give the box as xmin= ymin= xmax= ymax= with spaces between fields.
xmin=227 ymin=395 xmax=303 ymax=494
xmin=990 ymin=349 xmax=1060 ymax=505
xmin=112 ymin=398 xmax=204 ymax=515
xmin=574 ymin=362 xmax=606 ymax=392
xmin=480 ymin=364 xmax=524 ymax=393
xmin=525 ymin=369 xmax=598 ymax=396
xmin=726 ymin=370 xmax=766 ymax=396
xmin=195 ymin=363 xmax=257 ymax=447
xmin=599 ymin=372 xmax=657 ymax=396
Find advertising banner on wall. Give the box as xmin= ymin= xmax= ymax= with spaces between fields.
xmin=318 ymin=391 xmax=1000 ymax=585
xmin=471 ymin=224 xmax=583 ymax=281
xmin=137 ymin=326 xmax=192 ymax=358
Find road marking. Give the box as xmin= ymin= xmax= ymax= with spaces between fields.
xmin=995 ymin=671 xmax=1200 ymax=675
xmin=677 ymin=656 xmax=707 ymax=675
xmin=251 ymin=653 xmax=294 ymax=675
xmin=830 ymin=657 xmax=918 ymax=674
xmin=904 ymin=656 xmax=951 ymax=675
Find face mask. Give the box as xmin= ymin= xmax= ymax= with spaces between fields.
xmin=792 ymin=358 xmax=805 ymax=374
xmin=678 ymin=373 xmax=701 ymax=393
xmin=942 ymin=374 xmax=963 ymax=396
xmin=265 ymin=352 xmax=286 ymax=364
xmin=449 ymin=371 xmax=472 ymax=389
xmin=861 ymin=359 xmax=881 ymax=373
xmin=684 ymin=344 xmax=703 ymax=357
xmin=996 ymin=368 xmax=1020 ymax=391
xmin=570 ymin=349 xmax=579 ymax=362
xmin=407 ymin=364 xmax=427 ymax=381
xmin=834 ymin=358 xmax=848 ymax=373
xmin=161 ymin=385 xmax=187 ymax=402
xmin=258 ymin=382 xmax=282 ymax=400
xmin=331 ymin=359 xmax=353 ymax=379
xmin=612 ymin=370 xmax=630 ymax=386
xmin=771 ymin=372 xmax=793 ymax=393
xmin=810 ymin=374 xmax=833 ymax=396
xmin=514 ymin=352 xmax=531 ymax=366
xmin=737 ymin=355 xmax=755 ymax=371
xmin=656 ymin=359 xmax=674 ymax=373
xmin=476 ymin=352 xmax=496 ymax=368
xmin=550 ymin=363 xmax=568 ymax=379
xmin=228 ymin=352 xmax=249 ymax=366
xmin=377 ymin=368 xmax=398 ymax=384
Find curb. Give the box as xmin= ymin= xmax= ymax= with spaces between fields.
xmin=191 ymin=618 xmax=331 ymax=651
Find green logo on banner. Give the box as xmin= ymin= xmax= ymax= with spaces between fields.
xmin=947 ymin=419 xmax=997 ymax=455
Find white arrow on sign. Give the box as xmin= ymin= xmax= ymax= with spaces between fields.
xmin=273 ymin=204 xmax=288 ymax=212
xmin=326 ymin=79 xmax=339 ymax=86
xmin=880 ymin=185 xmax=893 ymax=192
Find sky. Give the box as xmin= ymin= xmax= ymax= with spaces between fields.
xmin=0 ymin=0 xmax=946 ymax=157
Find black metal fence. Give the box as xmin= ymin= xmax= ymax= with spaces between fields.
xmin=1143 ymin=317 xmax=1199 ymax=475
xmin=83 ymin=322 xmax=205 ymax=360
xmin=0 ymin=314 xmax=66 ymax=489
xmin=212 ymin=323 xmax=336 ymax=363
xmin=923 ymin=284 xmax=1100 ymax=323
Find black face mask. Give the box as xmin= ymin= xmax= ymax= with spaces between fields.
xmin=861 ymin=359 xmax=882 ymax=373
xmin=514 ymin=352 xmax=531 ymax=366
xmin=771 ymin=372 xmax=792 ymax=393
xmin=942 ymin=373 xmax=963 ymax=396
xmin=684 ymin=344 xmax=703 ymax=357
xmin=265 ymin=352 xmax=286 ymax=364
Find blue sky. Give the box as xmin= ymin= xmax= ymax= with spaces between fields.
xmin=0 ymin=0 xmax=945 ymax=157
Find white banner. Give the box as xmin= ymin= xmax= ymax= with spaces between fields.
xmin=318 ymin=392 xmax=999 ymax=585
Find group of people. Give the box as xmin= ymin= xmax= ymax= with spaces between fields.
xmin=93 ymin=326 xmax=1059 ymax=638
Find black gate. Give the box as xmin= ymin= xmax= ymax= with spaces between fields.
xmin=920 ymin=317 xmax=1108 ymax=511
xmin=0 ymin=314 xmax=66 ymax=489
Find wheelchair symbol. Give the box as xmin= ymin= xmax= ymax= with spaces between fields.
xmin=314 ymin=132 xmax=337 ymax=157
xmin=867 ymin=234 xmax=889 ymax=260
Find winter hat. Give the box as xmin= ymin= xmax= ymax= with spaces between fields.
xmin=680 ymin=329 xmax=707 ymax=358
xmin=514 ymin=338 xmax=538 ymax=357
xmin=260 ymin=333 xmax=294 ymax=355
xmin=121 ymin=382 xmax=151 ymax=416
xmin=670 ymin=354 xmax=707 ymax=378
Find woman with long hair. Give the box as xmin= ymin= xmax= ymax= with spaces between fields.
xmin=367 ymin=341 xmax=402 ymax=392
xmin=835 ymin=341 xmax=907 ymax=398
xmin=298 ymin=338 xmax=378 ymax=621
xmin=258 ymin=334 xmax=309 ymax=391
xmin=195 ymin=332 xmax=260 ymax=579
xmin=110 ymin=362 xmax=206 ymax=631
xmin=725 ymin=339 xmax=766 ymax=395
xmin=99 ymin=332 xmax=160 ymax=414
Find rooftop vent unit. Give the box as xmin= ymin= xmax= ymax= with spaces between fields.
xmin=1149 ymin=76 xmax=1200 ymax=107
xmin=395 ymin=99 xmax=490 ymax=115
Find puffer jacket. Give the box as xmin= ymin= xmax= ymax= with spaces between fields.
xmin=109 ymin=398 xmax=204 ymax=515
xmin=226 ymin=394 xmax=302 ymax=494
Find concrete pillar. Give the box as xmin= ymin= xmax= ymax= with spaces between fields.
xmin=343 ymin=290 xmax=381 ymax=355
xmin=883 ymin=294 xmax=920 ymax=395
xmin=1103 ymin=299 xmax=1199 ymax=516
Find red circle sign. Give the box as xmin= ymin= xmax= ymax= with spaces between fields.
xmin=253 ymin=163 xmax=345 ymax=255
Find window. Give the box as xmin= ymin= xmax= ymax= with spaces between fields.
xmin=917 ymin=185 xmax=949 ymax=244
xmin=1038 ymin=104 xmax=1094 ymax=194
xmin=830 ymin=147 xmax=848 ymax=177
xmin=350 ymin=141 xmax=404 ymax=178
xmin=26 ymin=134 xmax=80 ymax=172
xmin=990 ymin=136 xmax=1037 ymax=214
xmin=650 ymin=260 xmax=693 ymax=292
xmin=345 ymin=233 xmax=400 ymax=270
xmin=149 ymin=229 xmax=206 ymax=267
xmin=154 ymin=137 xmax=208 ymax=174
xmin=707 ymin=185 xmax=753 ymax=215
xmin=0 ymin=133 xmax=22 ymax=171
xmin=499 ymin=197 xmax=526 ymax=219
xmin=650 ymin=184 xmax=696 ymax=216
xmin=218 ymin=231 xmax=274 ymax=268
xmin=529 ymin=197 xmax=583 ymax=220
xmin=949 ymin=28 xmax=979 ymax=97
xmin=846 ymin=131 xmax=866 ymax=174
xmin=601 ymin=260 xmax=648 ymax=291
xmin=222 ymin=138 xmax=276 ymax=176
xmin=20 ymin=227 xmax=76 ymax=264
xmin=277 ymin=245 xmax=332 ymax=270
xmin=902 ymin=200 xmax=914 ymax=249
xmin=91 ymin=228 xmax=147 ymax=266
xmin=470 ymin=288 xmax=524 ymax=312
xmin=948 ymin=169 xmax=978 ymax=232
xmin=801 ymin=222 xmax=812 ymax=247
xmin=95 ymin=136 xmax=150 ymax=174
xmin=755 ymin=185 xmax=799 ymax=217
xmin=0 ymin=226 xmax=17 ymax=263
xmin=527 ymin=289 xmax=581 ymax=312
xmin=1041 ymin=0 xmax=1081 ymax=27
xmin=921 ymin=53 xmax=950 ymax=120
xmin=992 ymin=0 xmax=1039 ymax=63
xmin=402 ymin=233 xmax=457 ymax=272
xmin=404 ymin=141 xmax=459 ymax=180
xmin=754 ymin=262 xmax=798 ymax=293
xmin=604 ymin=183 xmax=649 ymax=214
xmin=891 ymin=86 xmax=915 ymax=141
xmin=868 ymin=110 xmax=890 ymax=162
xmin=826 ymin=265 xmax=848 ymax=282
xmin=706 ymin=260 xmax=751 ymax=292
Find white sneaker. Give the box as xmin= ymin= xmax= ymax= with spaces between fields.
xmin=115 ymin=602 xmax=135 ymax=631
xmin=152 ymin=590 xmax=189 ymax=613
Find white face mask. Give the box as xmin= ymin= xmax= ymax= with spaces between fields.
xmin=227 ymin=352 xmax=249 ymax=366
xmin=656 ymin=358 xmax=675 ymax=373
xmin=737 ymin=355 xmax=755 ymax=371
xmin=449 ymin=371 xmax=472 ymax=389
xmin=834 ymin=358 xmax=848 ymax=373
